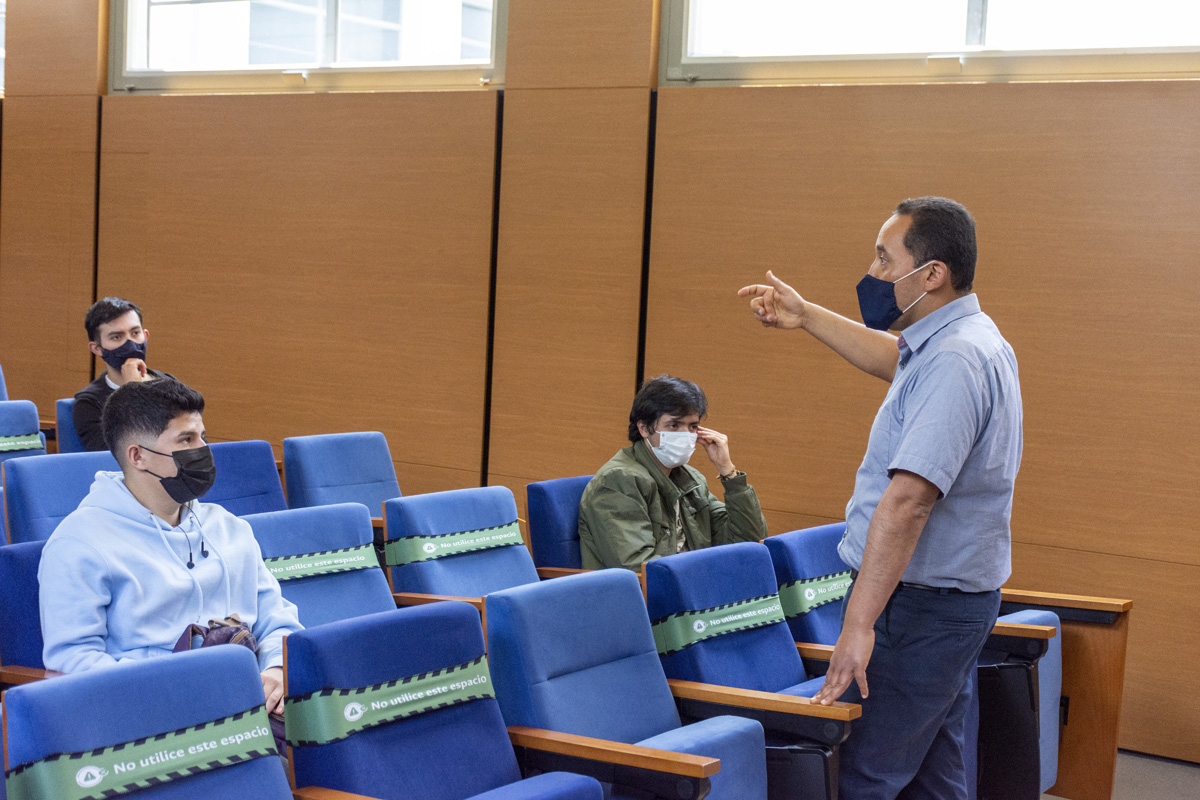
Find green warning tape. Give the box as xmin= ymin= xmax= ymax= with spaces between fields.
xmin=652 ymin=594 xmax=786 ymax=656
xmin=0 ymin=434 xmax=42 ymax=453
xmin=263 ymin=544 xmax=376 ymax=582
xmin=285 ymin=655 xmax=494 ymax=746
xmin=5 ymin=705 xmax=275 ymax=800
xmin=778 ymin=570 xmax=853 ymax=620
xmin=383 ymin=521 xmax=523 ymax=567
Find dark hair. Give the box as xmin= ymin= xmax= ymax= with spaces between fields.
xmin=627 ymin=375 xmax=707 ymax=444
xmin=85 ymin=297 xmax=143 ymax=343
xmin=894 ymin=197 xmax=977 ymax=293
xmin=102 ymin=379 xmax=205 ymax=465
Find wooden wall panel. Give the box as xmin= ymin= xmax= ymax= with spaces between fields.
xmin=0 ymin=96 xmax=99 ymax=412
xmin=1011 ymin=544 xmax=1199 ymax=763
xmin=505 ymin=0 xmax=658 ymax=89
xmin=488 ymin=88 xmax=650 ymax=512
xmin=5 ymin=0 xmax=108 ymax=96
xmin=647 ymin=81 xmax=1200 ymax=762
xmin=97 ymin=93 xmax=497 ymax=495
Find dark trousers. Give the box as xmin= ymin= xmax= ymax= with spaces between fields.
xmin=837 ymin=582 xmax=1001 ymax=800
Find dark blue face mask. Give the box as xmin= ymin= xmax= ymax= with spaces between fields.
xmin=99 ymin=338 xmax=147 ymax=371
xmin=855 ymin=261 xmax=933 ymax=331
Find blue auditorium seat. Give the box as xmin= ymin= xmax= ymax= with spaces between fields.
xmin=4 ymin=647 xmax=293 ymax=799
xmin=244 ymin=503 xmax=394 ymax=628
xmin=283 ymin=602 xmax=604 ymax=800
xmin=2 ymin=451 xmax=118 ymax=544
xmin=0 ymin=363 xmax=6 ymax=400
xmin=207 ymin=440 xmax=287 ymax=516
xmin=646 ymin=542 xmax=853 ymax=800
xmin=384 ymin=486 xmax=538 ymax=599
xmin=55 ymin=397 xmax=88 ymax=454
xmin=525 ymin=475 xmax=592 ymax=569
xmin=283 ymin=431 xmax=401 ymax=513
xmin=762 ymin=523 xmax=850 ymax=646
xmin=486 ymin=569 xmax=769 ymax=800
xmin=0 ymin=400 xmax=47 ymax=468
xmin=0 ymin=540 xmax=47 ymax=675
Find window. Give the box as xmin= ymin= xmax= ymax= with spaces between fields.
xmin=0 ymin=1 xmax=7 ymax=92
xmin=112 ymin=0 xmax=506 ymax=93
xmin=662 ymin=0 xmax=1200 ymax=85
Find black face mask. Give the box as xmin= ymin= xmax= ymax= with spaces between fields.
xmin=141 ymin=445 xmax=217 ymax=504
xmin=100 ymin=338 xmax=147 ymax=371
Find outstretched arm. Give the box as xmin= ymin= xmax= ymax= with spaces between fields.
xmin=738 ymin=270 xmax=900 ymax=382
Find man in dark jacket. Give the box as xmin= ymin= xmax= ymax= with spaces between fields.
xmin=74 ymin=297 xmax=176 ymax=451
xmin=578 ymin=375 xmax=768 ymax=570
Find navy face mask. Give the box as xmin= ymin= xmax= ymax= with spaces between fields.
xmin=141 ymin=444 xmax=217 ymax=504
xmin=99 ymin=338 xmax=147 ymax=371
xmin=855 ymin=261 xmax=934 ymax=331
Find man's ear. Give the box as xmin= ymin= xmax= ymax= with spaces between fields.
xmin=88 ymin=341 xmax=104 ymax=358
xmin=126 ymin=443 xmax=148 ymax=472
xmin=636 ymin=420 xmax=652 ymax=439
xmin=926 ymin=261 xmax=950 ymax=292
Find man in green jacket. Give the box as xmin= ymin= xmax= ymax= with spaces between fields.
xmin=578 ymin=375 xmax=768 ymax=570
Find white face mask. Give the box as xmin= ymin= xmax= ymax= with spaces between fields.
xmin=650 ymin=430 xmax=697 ymax=469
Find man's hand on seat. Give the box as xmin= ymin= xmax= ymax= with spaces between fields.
xmin=261 ymin=666 xmax=285 ymax=714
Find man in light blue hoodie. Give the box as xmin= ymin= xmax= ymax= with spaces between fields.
xmin=38 ymin=379 xmax=303 ymax=714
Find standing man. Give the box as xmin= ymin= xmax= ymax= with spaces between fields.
xmin=74 ymin=297 xmax=175 ymax=451
xmin=738 ymin=197 xmax=1022 ymax=799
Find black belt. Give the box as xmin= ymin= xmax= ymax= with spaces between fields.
xmin=849 ymin=569 xmax=973 ymax=595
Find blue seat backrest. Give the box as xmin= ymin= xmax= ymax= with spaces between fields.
xmin=0 ymin=363 xmax=7 ymax=401
xmin=0 ymin=400 xmax=47 ymax=466
xmin=286 ymin=603 xmax=523 ymax=800
xmin=2 ymin=451 xmax=119 ymax=544
xmin=4 ymin=647 xmax=292 ymax=800
xmin=385 ymin=486 xmax=538 ymax=597
xmin=207 ymin=440 xmax=287 ymax=516
xmin=486 ymin=569 xmax=682 ymax=744
xmin=646 ymin=542 xmax=810 ymax=693
xmin=764 ymin=522 xmax=850 ymax=646
xmin=55 ymin=398 xmax=87 ymax=454
xmin=0 ymin=540 xmax=47 ymax=669
xmin=526 ymin=475 xmax=591 ymax=569
xmin=283 ymin=432 xmax=401 ymax=512
xmin=244 ymin=503 xmax=395 ymax=628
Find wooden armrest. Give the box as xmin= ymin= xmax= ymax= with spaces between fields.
xmin=992 ymin=621 xmax=1056 ymax=639
xmin=667 ymin=678 xmax=860 ymax=721
xmin=0 ymin=666 xmax=60 ymax=684
xmin=796 ymin=643 xmax=835 ymax=661
xmin=536 ymin=567 xmax=589 ymax=579
xmin=293 ymin=788 xmax=383 ymax=800
xmin=38 ymin=418 xmax=56 ymax=434
xmin=393 ymin=592 xmax=484 ymax=611
xmin=1001 ymin=588 xmax=1131 ymax=613
xmin=371 ymin=516 xmax=383 ymax=528
xmin=507 ymin=725 xmax=719 ymax=779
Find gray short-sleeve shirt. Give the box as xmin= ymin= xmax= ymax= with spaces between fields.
xmin=838 ymin=293 xmax=1023 ymax=592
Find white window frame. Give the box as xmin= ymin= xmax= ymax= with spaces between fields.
xmin=660 ymin=0 xmax=1200 ymax=86
xmin=110 ymin=0 xmax=507 ymax=94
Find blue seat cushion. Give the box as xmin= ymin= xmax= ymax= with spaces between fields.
xmin=994 ymin=609 xmax=1062 ymax=792
xmin=0 ymin=540 xmax=46 ymax=668
xmin=647 ymin=543 xmax=810 ymax=693
xmin=3 ymin=451 xmax=119 ymax=543
xmin=466 ymin=772 xmax=602 ymax=800
xmin=632 ymin=715 xmax=766 ymax=800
